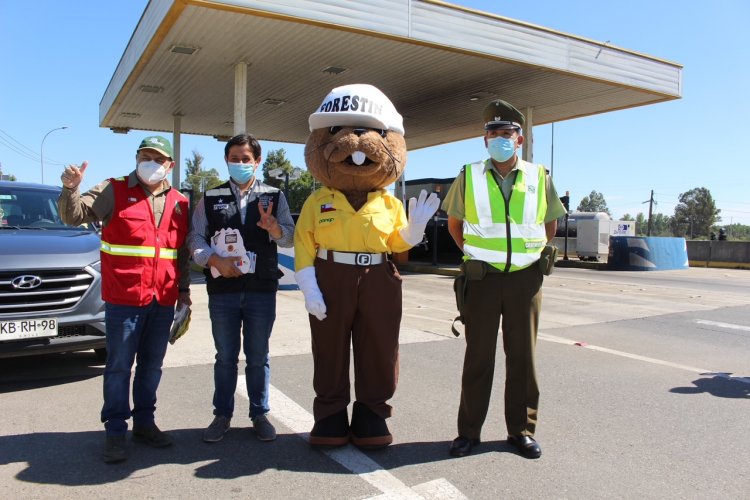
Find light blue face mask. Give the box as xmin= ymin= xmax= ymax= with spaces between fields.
xmin=227 ymin=162 xmax=255 ymax=184
xmin=487 ymin=136 xmax=516 ymax=162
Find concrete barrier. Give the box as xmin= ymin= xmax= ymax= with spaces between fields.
xmin=553 ymin=237 xmax=750 ymax=270
xmin=607 ymin=236 xmax=689 ymax=271
xmin=686 ymin=240 xmax=750 ymax=269
xmin=278 ymin=246 xmax=298 ymax=290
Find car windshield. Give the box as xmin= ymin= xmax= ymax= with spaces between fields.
xmin=0 ymin=185 xmax=95 ymax=231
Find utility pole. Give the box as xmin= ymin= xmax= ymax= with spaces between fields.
xmin=561 ymin=190 xmax=570 ymax=260
xmin=642 ymin=189 xmax=655 ymax=236
xmin=550 ymin=123 xmax=554 ymax=178
xmin=647 ymin=190 xmax=654 ymax=236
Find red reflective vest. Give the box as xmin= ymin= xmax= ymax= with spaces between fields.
xmin=100 ymin=178 xmax=188 ymax=306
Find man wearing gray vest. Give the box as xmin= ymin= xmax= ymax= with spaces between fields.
xmin=442 ymin=100 xmax=566 ymax=459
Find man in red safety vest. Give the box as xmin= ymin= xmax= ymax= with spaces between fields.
xmin=58 ymin=135 xmax=190 ymax=464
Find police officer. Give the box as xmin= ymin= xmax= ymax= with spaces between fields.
xmin=442 ymin=100 xmax=566 ymax=459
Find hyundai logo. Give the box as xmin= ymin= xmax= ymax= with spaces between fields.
xmin=11 ymin=275 xmax=43 ymax=289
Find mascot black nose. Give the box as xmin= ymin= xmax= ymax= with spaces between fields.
xmin=352 ymin=128 xmax=367 ymax=136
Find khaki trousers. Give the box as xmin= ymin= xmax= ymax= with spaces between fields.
xmin=457 ymin=263 xmax=543 ymax=439
xmin=311 ymin=256 xmax=402 ymax=421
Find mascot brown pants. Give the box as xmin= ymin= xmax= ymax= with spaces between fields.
xmin=311 ymin=255 xmax=402 ymax=422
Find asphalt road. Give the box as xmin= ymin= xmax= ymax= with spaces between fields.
xmin=1 ymin=266 xmax=749 ymax=499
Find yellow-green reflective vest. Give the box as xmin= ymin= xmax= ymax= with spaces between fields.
xmin=463 ymin=159 xmax=548 ymax=272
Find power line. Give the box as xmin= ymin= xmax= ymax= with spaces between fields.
xmin=0 ymin=129 xmax=67 ymax=165
xmin=0 ymin=136 xmax=40 ymax=162
xmin=0 ymin=128 xmax=40 ymax=156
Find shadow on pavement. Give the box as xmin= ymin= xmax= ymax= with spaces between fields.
xmin=670 ymin=373 xmax=750 ymax=399
xmin=366 ymin=438 xmax=523 ymax=467
xmin=1 ymin=429 xmax=350 ymax=485
xmin=0 ymin=352 xmax=104 ymax=394
xmin=0 ymin=429 xmax=526 ymax=486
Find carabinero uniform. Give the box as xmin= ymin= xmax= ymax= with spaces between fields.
xmin=444 ymin=157 xmax=565 ymax=441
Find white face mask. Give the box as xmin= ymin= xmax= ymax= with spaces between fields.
xmin=137 ymin=160 xmax=168 ymax=185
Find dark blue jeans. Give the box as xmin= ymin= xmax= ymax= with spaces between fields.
xmin=101 ymin=299 xmax=174 ymax=435
xmin=208 ymin=291 xmax=276 ymax=420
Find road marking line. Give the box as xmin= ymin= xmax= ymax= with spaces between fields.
xmin=411 ymin=478 xmax=468 ymax=500
xmin=695 ymin=319 xmax=750 ymax=332
xmin=236 ymin=377 xmax=465 ymax=499
xmin=538 ymin=333 xmax=712 ymax=374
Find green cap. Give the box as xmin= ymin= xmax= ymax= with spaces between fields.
xmin=483 ymin=99 xmax=525 ymax=130
xmin=137 ymin=135 xmax=173 ymax=158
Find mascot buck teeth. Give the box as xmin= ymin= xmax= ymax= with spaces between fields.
xmin=294 ymin=84 xmax=439 ymax=448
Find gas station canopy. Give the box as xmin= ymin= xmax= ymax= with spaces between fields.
xmin=101 ymin=0 xmax=681 ymax=151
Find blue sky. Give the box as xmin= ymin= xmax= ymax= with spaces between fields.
xmin=2 ymin=0 xmax=748 ymax=224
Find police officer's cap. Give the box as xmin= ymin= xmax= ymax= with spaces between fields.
xmin=483 ymin=99 xmax=525 ymax=131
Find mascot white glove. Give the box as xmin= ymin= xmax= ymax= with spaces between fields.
xmin=399 ymin=189 xmax=441 ymax=246
xmin=295 ymin=266 xmax=327 ymax=321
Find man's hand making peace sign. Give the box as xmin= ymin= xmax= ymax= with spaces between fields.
xmin=256 ymin=199 xmax=282 ymax=239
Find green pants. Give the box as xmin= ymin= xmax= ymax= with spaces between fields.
xmin=457 ymin=263 xmax=543 ymax=439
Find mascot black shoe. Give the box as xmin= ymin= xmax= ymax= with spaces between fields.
xmin=309 ymin=409 xmax=349 ymax=448
xmin=350 ymin=401 xmax=392 ymax=449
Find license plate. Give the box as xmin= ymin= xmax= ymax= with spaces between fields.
xmin=0 ymin=318 xmax=58 ymax=341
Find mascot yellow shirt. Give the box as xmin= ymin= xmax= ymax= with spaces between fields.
xmin=294 ymin=186 xmax=411 ymax=270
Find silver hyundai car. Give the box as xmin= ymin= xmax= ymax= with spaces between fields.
xmin=0 ymin=181 xmax=106 ymax=359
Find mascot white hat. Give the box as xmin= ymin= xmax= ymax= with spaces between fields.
xmin=308 ymin=83 xmax=404 ymax=135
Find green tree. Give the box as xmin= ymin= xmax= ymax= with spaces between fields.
xmin=184 ymin=149 xmax=222 ymax=205
xmin=649 ymin=213 xmax=672 ymax=236
xmin=576 ymin=190 xmax=611 ymax=216
xmin=286 ymin=170 xmax=318 ymax=213
xmin=631 ymin=213 xmax=647 ymax=235
xmin=261 ymin=149 xmax=294 ymax=188
xmin=673 ymin=187 xmax=720 ymax=239
xmin=261 ymin=148 xmax=316 ymax=212
xmin=712 ymin=222 xmax=750 ymax=241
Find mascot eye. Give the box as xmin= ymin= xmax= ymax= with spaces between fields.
xmin=329 ymin=126 xmax=342 ymax=135
xmin=375 ymin=129 xmax=387 ymax=137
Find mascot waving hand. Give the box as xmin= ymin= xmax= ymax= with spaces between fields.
xmin=294 ymin=84 xmax=439 ymax=448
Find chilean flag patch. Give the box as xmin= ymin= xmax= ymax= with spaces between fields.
xmin=320 ymin=203 xmax=335 ymax=213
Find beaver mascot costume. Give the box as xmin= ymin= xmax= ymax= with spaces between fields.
xmin=294 ymin=84 xmax=439 ymax=448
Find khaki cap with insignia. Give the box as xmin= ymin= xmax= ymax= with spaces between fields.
xmin=483 ymin=99 xmax=525 ymax=130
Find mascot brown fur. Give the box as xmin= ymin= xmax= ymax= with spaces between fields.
xmin=294 ymin=84 xmax=438 ymax=448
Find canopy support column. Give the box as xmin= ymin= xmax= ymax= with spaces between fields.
xmin=172 ymin=114 xmax=182 ymax=187
xmin=234 ymin=62 xmax=248 ymax=135
xmin=522 ymin=106 xmax=533 ymax=163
